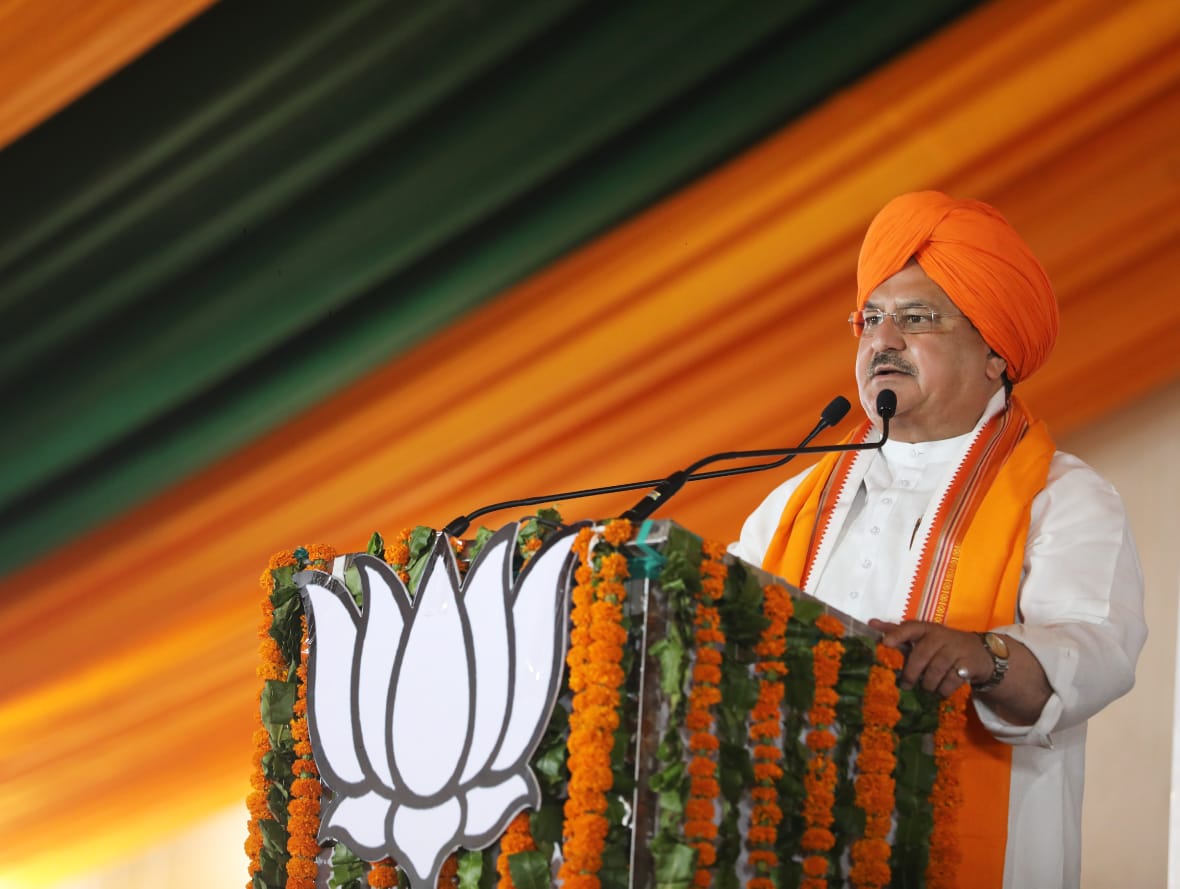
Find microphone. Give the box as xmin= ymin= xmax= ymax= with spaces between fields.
xmin=618 ymin=389 xmax=895 ymax=523
xmin=439 ymin=393 xmax=890 ymax=537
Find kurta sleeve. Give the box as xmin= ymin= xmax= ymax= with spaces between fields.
xmin=973 ymin=453 xmax=1147 ymax=746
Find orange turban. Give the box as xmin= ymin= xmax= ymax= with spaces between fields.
xmin=856 ymin=191 xmax=1058 ymax=383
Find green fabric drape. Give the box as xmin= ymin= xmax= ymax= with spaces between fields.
xmin=0 ymin=0 xmax=978 ymax=573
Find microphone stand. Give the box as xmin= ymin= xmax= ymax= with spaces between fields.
xmin=440 ymin=392 xmax=895 ymax=537
xmin=619 ymin=389 xmax=896 ymax=523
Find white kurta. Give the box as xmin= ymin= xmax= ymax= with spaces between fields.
xmin=730 ymin=393 xmax=1147 ymax=889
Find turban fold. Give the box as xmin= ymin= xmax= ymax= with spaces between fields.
xmin=856 ymin=191 xmax=1058 ymax=383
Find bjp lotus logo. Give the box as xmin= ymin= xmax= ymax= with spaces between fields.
xmin=294 ymin=524 xmax=580 ymax=889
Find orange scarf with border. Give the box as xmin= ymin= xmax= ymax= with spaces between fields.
xmin=762 ymin=394 xmax=1056 ymax=887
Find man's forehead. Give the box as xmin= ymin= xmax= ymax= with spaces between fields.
xmin=863 ymin=291 xmax=962 ymax=311
xmin=863 ymin=263 xmax=960 ymax=310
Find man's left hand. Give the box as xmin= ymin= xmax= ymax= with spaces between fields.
xmin=868 ymin=619 xmax=994 ymax=698
xmin=869 ymin=618 xmax=1053 ymax=725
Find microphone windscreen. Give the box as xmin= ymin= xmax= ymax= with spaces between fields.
xmin=876 ymin=389 xmax=897 ymax=419
xmin=821 ymin=396 xmax=852 ymax=428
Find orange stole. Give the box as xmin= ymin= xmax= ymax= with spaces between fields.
xmin=761 ymin=397 xmax=1056 ymax=887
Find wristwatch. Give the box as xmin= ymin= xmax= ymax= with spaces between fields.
xmin=972 ymin=632 xmax=1010 ymax=693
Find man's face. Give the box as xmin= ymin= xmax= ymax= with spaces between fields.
xmin=855 ymin=261 xmax=1008 ymax=443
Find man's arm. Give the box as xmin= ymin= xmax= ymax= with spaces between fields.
xmin=877 ymin=454 xmax=1146 ymax=741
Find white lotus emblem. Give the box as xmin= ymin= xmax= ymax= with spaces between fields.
xmin=294 ymin=524 xmax=580 ymax=889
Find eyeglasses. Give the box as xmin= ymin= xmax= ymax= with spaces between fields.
xmin=848 ymin=306 xmax=967 ymax=338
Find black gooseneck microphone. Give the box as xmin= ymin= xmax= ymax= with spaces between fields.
xmin=618 ymin=389 xmax=897 ymax=523
xmin=440 ymin=392 xmax=894 ymax=537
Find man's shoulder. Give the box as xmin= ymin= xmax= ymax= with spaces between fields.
xmin=1037 ymin=449 xmax=1126 ymax=516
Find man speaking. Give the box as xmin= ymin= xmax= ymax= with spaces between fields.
xmin=732 ymin=191 xmax=1147 ymax=888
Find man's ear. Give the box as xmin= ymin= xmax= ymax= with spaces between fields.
xmin=986 ymin=349 xmax=1008 ymax=382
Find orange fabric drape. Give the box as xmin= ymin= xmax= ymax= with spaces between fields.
xmin=2 ymin=0 xmax=1179 ymax=884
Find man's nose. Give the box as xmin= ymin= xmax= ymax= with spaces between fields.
xmin=871 ymin=315 xmax=906 ymax=350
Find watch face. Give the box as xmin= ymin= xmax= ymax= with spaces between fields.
xmin=984 ymin=632 xmax=1009 ymax=658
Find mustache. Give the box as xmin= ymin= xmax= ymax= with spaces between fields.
xmin=868 ymin=353 xmax=917 ymax=376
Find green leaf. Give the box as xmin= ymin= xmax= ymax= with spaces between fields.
xmin=328 ymin=843 xmax=368 ymax=888
xmin=648 ymin=758 xmax=685 ymax=794
xmin=261 ymin=749 xmax=294 ymax=786
xmin=257 ymin=844 xmax=288 ymax=888
xmin=651 ymin=840 xmax=695 ymax=889
xmin=718 ymin=562 xmax=768 ymax=648
xmin=506 ymin=850 xmax=550 ymax=889
xmin=344 ymin=560 xmax=364 ymax=607
xmin=408 ymin=525 xmax=435 ymax=558
xmin=600 ymin=834 xmax=631 ymax=889
xmin=366 ymin=531 xmax=385 ymax=557
xmin=259 ymin=818 xmax=290 ymax=859
xmin=531 ymin=742 xmax=567 ymax=788
xmin=406 ymin=526 xmax=436 ymax=594
xmin=261 ymin=679 xmax=298 ymax=730
xmin=467 ymin=525 xmax=495 ymax=562
xmin=718 ymin=741 xmax=752 ymax=806
xmin=457 ymin=849 xmax=484 ymax=889
xmin=270 ymin=564 xmax=296 ymax=592
xmin=650 ymin=634 xmax=687 ymax=706
xmin=479 ymin=849 xmax=500 ymax=889
xmin=534 ymin=506 xmax=563 ymax=534
xmin=270 ymin=587 xmax=304 ymax=664
xmin=790 ymin=596 xmax=825 ymax=624
xmin=530 ymin=801 xmax=564 ymax=847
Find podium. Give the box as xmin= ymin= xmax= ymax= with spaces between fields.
xmin=246 ymin=519 xmax=953 ymax=889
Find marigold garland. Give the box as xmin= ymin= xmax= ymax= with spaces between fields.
xmin=559 ymin=521 xmax=630 ymax=889
xmin=246 ymin=551 xmax=295 ymax=885
xmin=247 ymin=525 xmax=960 ymax=889
xmin=746 ymin=583 xmax=792 ymax=889
xmin=800 ymin=615 xmax=845 ymax=889
xmin=926 ymin=684 xmax=970 ymax=889
xmin=849 ymin=644 xmax=904 ymax=889
xmin=287 ymin=621 xmax=321 ymax=889
xmin=496 ymin=811 xmax=538 ymax=888
xmin=385 ymin=527 xmax=412 ymax=584
xmin=682 ymin=540 xmax=728 ymax=888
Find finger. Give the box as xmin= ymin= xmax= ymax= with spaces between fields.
xmin=873 ymin=619 xmax=924 ymax=651
xmin=898 ymin=635 xmax=940 ymax=689
xmin=919 ymin=649 xmax=961 ymax=694
xmin=936 ymin=668 xmax=970 ymax=699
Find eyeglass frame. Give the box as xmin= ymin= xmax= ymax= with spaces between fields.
xmin=847 ymin=305 xmax=968 ymax=338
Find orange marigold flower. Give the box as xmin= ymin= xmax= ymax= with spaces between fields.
xmin=748 ymin=849 xmax=777 ymax=868
xmin=689 ymin=731 xmax=720 ymax=752
xmin=693 ymin=840 xmax=718 ymax=863
xmin=602 ymin=518 xmax=633 ymax=545
xmin=806 ymin=729 xmax=836 ymax=751
xmin=306 ymin=543 xmax=336 ymax=563
xmin=367 ymin=861 xmax=399 ymax=888
xmin=701 ymin=538 xmax=727 ymax=560
xmin=287 ymin=856 xmax=318 ymax=879
xmin=876 ymin=642 xmax=905 ymax=671
xmin=748 ymin=826 xmax=778 ymax=845
xmin=752 ymin=762 xmax=783 ymax=783
xmin=268 ymin=550 xmax=298 ymax=569
xmin=802 ymin=854 xmax=830 ymax=877
xmin=815 ymin=613 xmax=846 ymax=636
xmin=801 ymin=827 xmax=836 ymax=851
